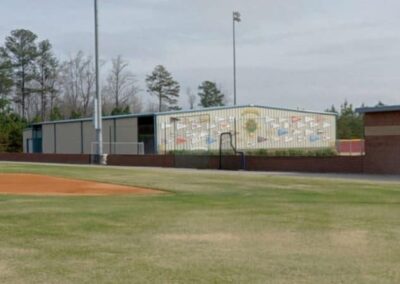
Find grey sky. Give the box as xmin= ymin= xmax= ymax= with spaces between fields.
xmin=1 ymin=0 xmax=400 ymax=110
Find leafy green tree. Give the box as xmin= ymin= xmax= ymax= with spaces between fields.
xmin=0 ymin=98 xmax=26 ymax=152
xmin=325 ymin=105 xmax=338 ymax=114
xmin=335 ymin=100 xmax=363 ymax=139
xmin=146 ymin=65 xmax=180 ymax=112
xmin=69 ymin=110 xmax=82 ymax=119
xmin=3 ymin=29 xmax=38 ymax=118
xmin=111 ymin=106 xmax=130 ymax=116
xmin=198 ymin=81 xmax=225 ymax=108
xmin=49 ymin=106 xmax=63 ymax=121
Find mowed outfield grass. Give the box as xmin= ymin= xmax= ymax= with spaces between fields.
xmin=0 ymin=163 xmax=400 ymax=283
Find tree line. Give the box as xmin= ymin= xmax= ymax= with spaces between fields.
xmin=0 ymin=29 xmax=228 ymax=123
xmin=0 ymin=28 xmax=384 ymax=152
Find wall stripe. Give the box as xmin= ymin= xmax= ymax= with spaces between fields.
xmin=364 ymin=125 xmax=400 ymax=136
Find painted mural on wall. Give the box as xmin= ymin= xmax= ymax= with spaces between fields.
xmin=156 ymin=107 xmax=336 ymax=153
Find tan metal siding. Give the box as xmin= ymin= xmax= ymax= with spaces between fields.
xmin=114 ymin=118 xmax=138 ymax=154
xmin=116 ymin=118 xmax=138 ymax=142
xmin=81 ymin=118 xmax=138 ymax=154
xmin=101 ymin=120 xmax=114 ymax=154
xmin=42 ymin=124 xmax=55 ymax=153
xmin=82 ymin=121 xmax=96 ymax=154
xmin=365 ymin=126 xmax=400 ymax=136
xmin=56 ymin=122 xmax=82 ymax=154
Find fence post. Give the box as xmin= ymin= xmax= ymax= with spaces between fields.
xmin=350 ymin=140 xmax=352 ymax=156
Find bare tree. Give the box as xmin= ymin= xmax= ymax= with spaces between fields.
xmin=79 ymin=56 xmax=95 ymax=117
xmin=145 ymin=101 xmax=162 ymax=113
xmin=59 ymin=51 xmax=95 ymax=118
xmin=35 ymin=40 xmax=58 ymax=120
xmin=104 ymin=55 xmax=139 ymax=111
xmin=186 ymin=87 xmax=196 ymax=110
xmin=130 ymin=93 xmax=143 ymax=113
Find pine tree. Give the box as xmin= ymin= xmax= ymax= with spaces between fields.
xmin=3 ymin=29 xmax=38 ymax=118
xmin=198 ymin=81 xmax=225 ymax=108
xmin=146 ymin=65 xmax=180 ymax=112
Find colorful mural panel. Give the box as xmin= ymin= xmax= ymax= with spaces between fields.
xmin=156 ymin=106 xmax=336 ymax=153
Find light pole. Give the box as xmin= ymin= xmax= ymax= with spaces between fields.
xmin=233 ymin=11 xmax=241 ymax=106
xmin=94 ymin=0 xmax=103 ymax=164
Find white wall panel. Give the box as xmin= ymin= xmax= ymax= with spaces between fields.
xmin=155 ymin=106 xmax=336 ymax=153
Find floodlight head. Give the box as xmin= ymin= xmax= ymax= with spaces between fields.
xmin=233 ymin=11 xmax=241 ymax=22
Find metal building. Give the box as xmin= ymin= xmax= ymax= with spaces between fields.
xmin=23 ymin=105 xmax=336 ymax=155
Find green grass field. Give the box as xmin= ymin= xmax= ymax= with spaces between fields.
xmin=0 ymin=163 xmax=400 ymax=283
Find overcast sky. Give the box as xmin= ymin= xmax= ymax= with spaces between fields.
xmin=1 ymin=0 xmax=400 ymax=111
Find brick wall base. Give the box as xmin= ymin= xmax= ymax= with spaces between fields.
xmin=364 ymin=136 xmax=400 ymax=174
xmin=0 ymin=153 xmax=91 ymax=164
xmin=0 ymin=153 xmax=392 ymax=175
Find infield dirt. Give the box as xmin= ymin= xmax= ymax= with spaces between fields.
xmin=0 ymin=173 xmax=162 ymax=196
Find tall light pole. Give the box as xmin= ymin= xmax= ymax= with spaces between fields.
xmin=94 ymin=0 xmax=103 ymax=164
xmin=232 ymin=11 xmax=241 ymax=106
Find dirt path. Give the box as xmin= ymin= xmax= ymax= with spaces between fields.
xmin=0 ymin=173 xmax=162 ymax=196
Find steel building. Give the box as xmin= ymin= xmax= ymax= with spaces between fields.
xmin=23 ymin=105 xmax=337 ymax=155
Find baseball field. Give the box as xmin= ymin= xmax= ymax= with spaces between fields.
xmin=0 ymin=162 xmax=399 ymax=283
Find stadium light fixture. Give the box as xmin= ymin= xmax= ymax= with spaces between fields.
xmin=232 ymin=11 xmax=241 ymax=106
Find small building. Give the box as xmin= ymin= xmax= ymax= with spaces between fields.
xmin=23 ymin=105 xmax=337 ymax=155
xmin=356 ymin=105 xmax=400 ymax=174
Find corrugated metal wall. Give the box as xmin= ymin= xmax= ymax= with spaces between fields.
xmin=155 ymin=106 xmax=336 ymax=153
xmin=42 ymin=124 xmax=55 ymax=153
xmin=55 ymin=122 xmax=82 ymax=154
xmin=39 ymin=117 xmax=139 ymax=155
xmin=22 ymin=129 xmax=33 ymax=153
xmin=82 ymin=121 xmax=96 ymax=154
xmin=33 ymin=106 xmax=335 ymax=155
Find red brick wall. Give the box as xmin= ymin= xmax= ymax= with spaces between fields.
xmin=363 ymin=112 xmax=400 ymax=174
xmin=108 ymin=154 xmax=364 ymax=173
xmin=364 ymin=111 xmax=400 ymax=126
xmin=0 ymin=153 xmax=91 ymax=164
xmin=246 ymin=156 xmax=364 ymax=173
xmin=0 ymin=152 xmax=395 ymax=175
xmin=363 ymin=136 xmax=400 ymax=174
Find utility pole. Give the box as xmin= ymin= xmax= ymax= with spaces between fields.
xmin=94 ymin=0 xmax=104 ymax=164
xmin=233 ymin=11 xmax=241 ymax=106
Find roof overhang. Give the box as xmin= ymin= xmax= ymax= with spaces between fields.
xmin=356 ymin=105 xmax=400 ymax=114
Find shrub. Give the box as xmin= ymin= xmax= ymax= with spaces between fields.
xmin=168 ymin=147 xmax=338 ymax=157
